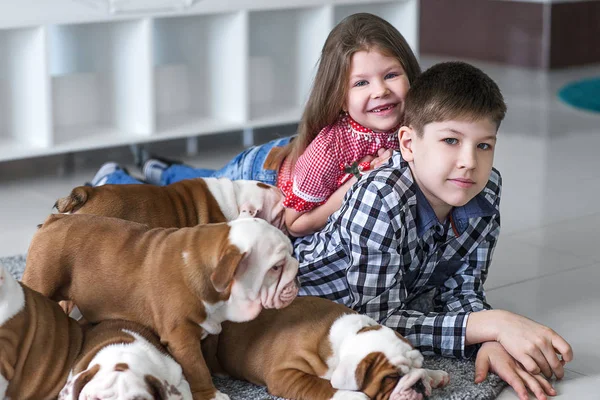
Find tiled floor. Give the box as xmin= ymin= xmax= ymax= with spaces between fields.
xmin=1 ymin=56 xmax=599 ymax=399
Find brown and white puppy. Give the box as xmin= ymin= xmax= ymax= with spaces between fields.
xmin=0 ymin=264 xmax=83 ymax=400
xmin=202 ymin=297 xmax=449 ymax=400
xmin=60 ymin=320 xmax=192 ymax=400
xmin=55 ymin=177 xmax=286 ymax=231
xmin=23 ymin=213 xmax=299 ymax=400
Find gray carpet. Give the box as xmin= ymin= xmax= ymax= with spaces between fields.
xmin=2 ymin=254 xmax=506 ymax=399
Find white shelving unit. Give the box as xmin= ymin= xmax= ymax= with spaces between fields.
xmin=0 ymin=0 xmax=418 ymax=162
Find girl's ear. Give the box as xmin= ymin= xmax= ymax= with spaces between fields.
xmin=398 ymin=126 xmax=415 ymax=162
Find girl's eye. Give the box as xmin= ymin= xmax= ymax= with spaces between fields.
xmin=444 ymin=138 xmax=458 ymax=145
xmin=478 ymin=143 xmax=492 ymax=150
xmin=353 ymin=80 xmax=368 ymax=87
xmin=385 ymin=73 xmax=398 ymax=79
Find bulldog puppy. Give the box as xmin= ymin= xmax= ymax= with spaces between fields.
xmin=23 ymin=213 xmax=299 ymax=400
xmin=202 ymin=297 xmax=449 ymax=400
xmin=54 ymin=177 xmax=286 ymax=231
xmin=59 ymin=320 xmax=192 ymax=400
xmin=0 ymin=264 xmax=83 ymax=400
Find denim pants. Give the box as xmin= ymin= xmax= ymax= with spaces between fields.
xmin=105 ymin=136 xmax=293 ymax=186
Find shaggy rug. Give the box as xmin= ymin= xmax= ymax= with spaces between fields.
xmin=1 ymin=254 xmax=507 ymax=399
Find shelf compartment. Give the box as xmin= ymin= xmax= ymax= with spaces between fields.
xmin=153 ymin=11 xmax=246 ymax=136
xmin=49 ymin=19 xmax=153 ymax=147
xmin=0 ymin=26 xmax=50 ymax=157
xmin=248 ymin=6 xmax=331 ymax=123
xmin=334 ymin=1 xmax=418 ymax=53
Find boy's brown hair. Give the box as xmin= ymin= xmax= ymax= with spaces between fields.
xmin=283 ymin=13 xmax=421 ymax=168
xmin=403 ymin=61 xmax=507 ymax=136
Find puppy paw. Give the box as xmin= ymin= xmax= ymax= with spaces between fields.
xmin=200 ymin=319 xmax=222 ymax=336
xmin=425 ymin=369 xmax=450 ymax=388
xmin=210 ymin=390 xmax=230 ymax=400
xmin=331 ymin=390 xmax=369 ymax=400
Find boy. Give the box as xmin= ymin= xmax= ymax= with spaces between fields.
xmin=294 ymin=61 xmax=572 ymax=400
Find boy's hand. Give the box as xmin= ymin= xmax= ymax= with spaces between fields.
xmin=495 ymin=311 xmax=573 ymax=379
xmin=475 ymin=341 xmax=557 ymax=400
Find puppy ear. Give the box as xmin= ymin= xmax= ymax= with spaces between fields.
xmin=349 ymin=352 xmax=399 ymax=398
xmin=71 ymin=364 xmax=100 ymax=399
xmin=145 ymin=374 xmax=168 ymax=400
xmin=210 ymin=246 xmax=247 ymax=292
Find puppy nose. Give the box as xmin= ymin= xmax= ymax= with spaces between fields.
xmin=413 ymin=379 xmax=426 ymax=395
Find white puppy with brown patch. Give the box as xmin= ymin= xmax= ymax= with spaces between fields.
xmin=202 ymin=296 xmax=449 ymax=400
xmin=60 ymin=320 xmax=192 ymax=400
xmin=23 ymin=213 xmax=299 ymax=400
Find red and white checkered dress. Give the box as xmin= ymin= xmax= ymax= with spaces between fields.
xmin=279 ymin=115 xmax=399 ymax=213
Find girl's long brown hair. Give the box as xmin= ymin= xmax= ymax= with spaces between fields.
xmin=282 ymin=13 xmax=421 ymax=168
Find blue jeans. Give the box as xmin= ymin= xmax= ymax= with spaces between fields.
xmin=104 ymin=136 xmax=293 ymax=186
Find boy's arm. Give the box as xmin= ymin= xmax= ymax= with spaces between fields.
xmin=330 ymin=179 xmax=485 ymax=358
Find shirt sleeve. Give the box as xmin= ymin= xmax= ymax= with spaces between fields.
xmin=336 ymin=177 xmax=495 ymax=359
xmin=284 ymin=127 xmax=343 ymax=212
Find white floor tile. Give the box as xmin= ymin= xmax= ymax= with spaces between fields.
xmin=509 ymin=214 xmax=600 ymax=261
xmin=487 ymin=264 xmax=600 ymax=375
xmin=486 ymin=237 xmax=597 ymax=290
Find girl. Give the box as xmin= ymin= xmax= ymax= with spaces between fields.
xmin=91 ymin=13 xmax=421 ymax=236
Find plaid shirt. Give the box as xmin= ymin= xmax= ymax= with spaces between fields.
xmin=294 ymin=152 xmax=501 ymax=358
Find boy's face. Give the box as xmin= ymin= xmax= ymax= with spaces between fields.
xmin=399 ymin=118 xmax=497 ymax=221
xmin=344 ymin=49 xmax=410 ymax=132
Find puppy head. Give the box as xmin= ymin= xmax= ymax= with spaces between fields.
xmin=329 ymin=315 xmax=432 ymax=399
xmin=210 ymin=218 xmax=299 ymax=321
xmin=59 ymin=330 xmax=190 ymax=400
xmin=60 ymin=364 xmax=178 ymax=400
xmin=234 ymin=181 xmax=286 ymax=232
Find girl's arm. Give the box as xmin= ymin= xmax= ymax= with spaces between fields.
xmin=285 ymin=149 xmax=393 ymax=237
xmin=285 ymin=176 xmax=357 ymax=237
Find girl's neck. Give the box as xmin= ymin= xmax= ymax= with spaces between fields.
xmin=345 ymin=114 xmax=400 ymax=135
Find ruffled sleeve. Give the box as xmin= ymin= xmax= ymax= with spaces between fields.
xmin=282 ymin=125 xmax=343 ymax=213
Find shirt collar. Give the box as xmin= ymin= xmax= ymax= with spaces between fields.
xmin=390 ymin=152 xmax=498 ymax=237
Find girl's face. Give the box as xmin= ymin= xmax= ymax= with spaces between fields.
xmin=344 ymin=49 xmax=410 ymax=132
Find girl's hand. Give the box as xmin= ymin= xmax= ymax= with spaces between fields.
xmin=370 ymin=148 xmax=394 ymax=169
xmin=476 ymin=341 xmax=557 ymax=400
xmin=495 ymin=311 xmax=573 ymax=379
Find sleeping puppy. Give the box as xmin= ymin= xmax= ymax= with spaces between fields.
xmin=23 ymin=213 xmax=299 ymax=400
xmin=202 ymin=296 xmax=449 ymax=400
xmin=59 ymin=320 xmax=192 ymax=400
xmin=0 ymin=263 xmax=83 ymax=400
xmin=54 ymin=177 xmax=286 ymax=231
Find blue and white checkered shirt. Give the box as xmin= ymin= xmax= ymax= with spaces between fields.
xmin=295 ymin=152 xmax=501 ymax=358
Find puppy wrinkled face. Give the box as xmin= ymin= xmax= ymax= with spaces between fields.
xmin=328 ymin=315 xmax=446 ymax=400
xmin=59 ymin=331 xmax=191 ymax=400
xmin=225 ymin=218 xmax=299 ymax=320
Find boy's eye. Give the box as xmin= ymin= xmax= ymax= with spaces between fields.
xmin=444 ymin=138 xmax=458 ymax=145
xmin=384 ymin=73 xmax=398 ymax=79
xmin=353 ymin=80 xmax=368 ymax=87
xmin=478 ymin=143 xmax=493 ymax=150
